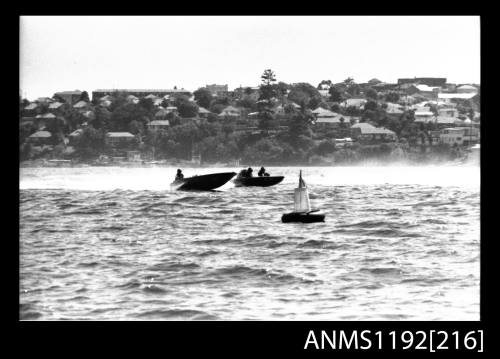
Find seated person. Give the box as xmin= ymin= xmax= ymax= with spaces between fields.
xmin=258 ymin=167 xmax=265 ymax=177
xmin=238 ymin=169 xmax=247 ymax=178
xmin=247 ymin=167 xmax=253 ymax=177
xmin=175 ymin=169 xmax=184 ymax=181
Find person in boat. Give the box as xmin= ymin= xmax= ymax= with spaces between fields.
xmin=237 ymin=169 xmax=247 ymax=178
xmin=175 ymin=169 xmax=184 ymax=182
xmin=246 ymin=167 xmax=253 ymax=177
xmin=258 ymin=167 xmax=265 ymax=177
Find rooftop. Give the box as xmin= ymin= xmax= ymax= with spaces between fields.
xmin=107 ymin=132 xmax=135 ymax=138
xmin=149 ymin=120 xmax=170 ymax=126
xmin=438 ymin=93 xmax=478 ymax=100
xmin=29 ymin=130 xmax=52 ymax=138
xmin=94 ymin=89 xmax=191 ymax=93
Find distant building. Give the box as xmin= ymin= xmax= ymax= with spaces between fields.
xmin=397 ymin=77 xmax=447 ymax=87
xmin=405 ymin=84 xmax=441 ymax=99
xmin=148 ymin=120 xmax=170 ymax=131
xmin=414 ymin=108 xmax=436 ymax=123
xmin=438 ymin=93 xmax=478 ymax=103
xmin=197 ymin=107 xmax=212 ymax=118
xmin=312 ymin=107 xmax=349 ymax=128
xmin=205 ymin=84 xmax=229 ymax=97
xmin=438 ymin=108 xmax=459 ymax=118
xmin=73 ymin=101 xmax=89 ymax=110
xmin=350 ymin=123 xmax=397 ymax=142
xmin=439 ymin=128 xmax=466 ymax=146
xmin=28 ymin=130 xmax=52 ymax=145
xmin=106 ymin=132 xmax=136 ymax=148
xmin=54 ymin=90 xmax=83 ymax=105
xmin=92 ymin=89 xmax=191 ymax=102
xmin=68 ymin=129 xmax=84 ymax=146
xmin=340 ymin=98 xmax=367 ymax=109
xmin=127 ymin=151 xmax=141 ymax=162
xmin=48 ymin=102 xmax=64 ymax=111
xmin=435 ymin=116 xmax=458 ymax=128
xmin=384 ymin=102 xmax=405 ymax=116
xmin=456 ymin=85 xmax=478 ymax=94
xmin=218 ymin=106 xmax=241 ymax=118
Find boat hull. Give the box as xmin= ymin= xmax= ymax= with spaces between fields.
xmin=171 ymin=172 xmax=236 ymax=191
xmin=233 ymin=176 xmax=284 ymax=187
xmin=281 ymin=212 xmax=325 ymax=223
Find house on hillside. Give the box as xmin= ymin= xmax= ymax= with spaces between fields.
xmin=35 ymin=97 xmax=54 ymax=105
xmin=68 ymin=129 xmax=84 ymax=146
xmin=397 ymin=77 xmax=446 ymax=87
xmin=35 ymin=112 xmax=60 ymax=129
xmin=206 ymin=84 xmax=229 ymax=97
xmin=218 ymin=106 xmax=241 ymax=119
xmin=456 ymin=85 xmax=478 ymax=94
xmin=438 ymin=107 xmax=459 ymax=118
xmin=106 ymin=132 xmax=136 ymax=149
xmin=73 ymin=100 xmax=89 ymax=111
xmin=154 ymin=108 xmax=169 ymax=119
xmin=28 ymin=130 xmax=52 ymax=145
xmin=48 ymin=101 xmax=64 ymax=113
xmin=384 ymin=102 xmax=405 ymax=118
xmin=197 ymin=107 xmax=212 ymax=119
xmin=439 ymin=128 xmax=467 ymax=146
xmin=350 ymin=122 xmax=397 ymax=143
xmin=23 ymin=103 xmax=38 ymax=116
xmin=312 ymin=108 xmax=350 ymax=128
xmin=435 ymin=116 xmax=458 ymax=128
xmin=126 ymin=95 xmax=140 ymax=104
xmin=92 ymin=89 xmax=191 ymax=102
xmin=148 ymin=120 xmax=170 ymax=131
xmin=438 ymin=92 xmax=478 ymax=104
xmin=340 ymin=98 xmax=367 ymax=109
xmin=54 ymin=90 xmax=83 ymax=105
xmin=165 ymin=106 xmax=178 ymax=115
xmin=406 ymin=84 xmax=441 ymax=99
xmin=414 ymin=108 xmax=436 ymax=123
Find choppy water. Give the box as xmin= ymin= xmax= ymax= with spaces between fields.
xmin=19 ymin=165 xmax=480 ymax=320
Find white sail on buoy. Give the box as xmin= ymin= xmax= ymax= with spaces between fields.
xmin=294 ymin=170 xmax=311 ymax=213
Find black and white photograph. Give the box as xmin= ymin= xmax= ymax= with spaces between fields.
xmin=19 ymin=16 xmax=480 ymax=322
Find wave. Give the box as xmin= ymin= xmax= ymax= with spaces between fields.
xmin=135 ymin=309 xmax=217 ymax=320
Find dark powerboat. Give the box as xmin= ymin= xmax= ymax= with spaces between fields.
xmin=171 ymin=172 xmax=236 ymax=191
xmin=233 ymin=175 xmax=284 ymax=187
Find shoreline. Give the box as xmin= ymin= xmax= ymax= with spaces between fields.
xmin=20 ymin=158 xmax=473 ymax=169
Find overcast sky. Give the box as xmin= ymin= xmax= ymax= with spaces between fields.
xmin=20 ymin=16 xmax=480 ymax=100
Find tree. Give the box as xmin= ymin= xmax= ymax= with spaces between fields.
xmin=139 ymin=98 xmax=155 ymax=114
xmin=80 ymin=91 xmax=90 ymax=102
xmin=315 ymin=139 xmax=336 ymax=156
xmin=259 ymin=69 xmax=278 ymax=101
xmin=176 ymin=99 xmax=199 ymax=118
xmin=110 ymin=103 xmax=149 ymax=131
xmin=258 ymin=110 xmax=278 ymax=131
xmin=74 ymin=126 xmax=106 ymax=158
xmin=288 ymin=83 xmax=322 ymax=109
xmin=317 ymin=80 xmax=332 ymax=89
xmin=193 ymin=88 xmax=213 ymax=109
xmin=328 ymin=86 xmax=344 ymax=102
xmin=261 ymin=69 xmax=276 ymax=86
xmin=288 ymin=111 xmax=312 ymax=146
xmin=364 ymin=100 xmax=378 ymax=112
xmin=385 ymin=92 xmax=400 ymax=103
xmin=366 ymin=88 xmax=378 ymax=100
xmin=93 ymin=106 xmax=112 ymax=130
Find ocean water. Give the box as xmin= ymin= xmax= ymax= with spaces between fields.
xmin=19 ymin=165 xmax=480 ymax=320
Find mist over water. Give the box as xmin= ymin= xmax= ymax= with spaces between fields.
xmin=19 ymin=165 xmax=479 ymax=320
